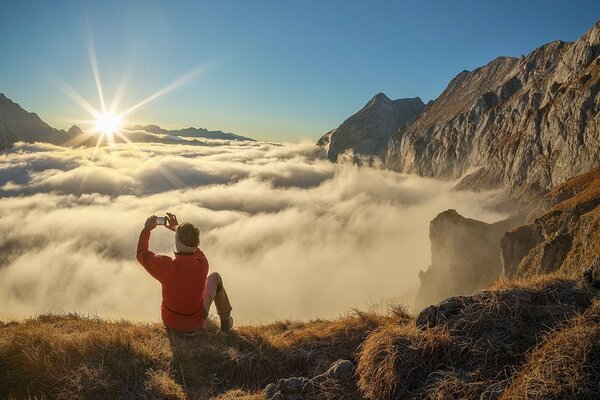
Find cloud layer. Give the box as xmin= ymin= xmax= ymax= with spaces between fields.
xmin=0 ymin=140 xmax=507 ymax=323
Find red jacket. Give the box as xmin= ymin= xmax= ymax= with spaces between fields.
xmin=136 ymin=228 xmax=209 ymax=332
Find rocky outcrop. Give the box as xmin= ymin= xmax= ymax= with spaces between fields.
xmin=315 ymin=129 xmax=334 ymax=150
xmin=319 ymin=93 xmax=425 ymax=162
xmin=386 ymin=21 xmax=600 ymax=194
xmin=500 ymin=166 xmax=600 ymax=278
xmin=0 ymin=93 xmax=65 ymax=149
xmin=264 ymin=359 xmax=357 ymax=400
xmin=416 ymin=209 xmax=523 ymax=308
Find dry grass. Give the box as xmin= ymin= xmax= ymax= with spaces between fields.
xmin=544 ymin=166 xmax=600 ymax=212
xmin=0 ymin=310 xmax=398 ymax=399
xmin=1 ymin=276 xmax=598 ymax=399
xmin=501 ymin=300 xmax=600 ymax=399
xmin=356 ymin=275 xmax=597 ymax=400
xmin=357 ymin=323 xmax=454 ymax=399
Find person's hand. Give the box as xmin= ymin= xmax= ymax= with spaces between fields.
xmin=166 ymin=212 xmax=178 ymax=231
xmin=145 ymin=215 xmax=157 ymax=230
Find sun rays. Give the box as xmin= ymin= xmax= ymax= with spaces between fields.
xmin=54 ymin=26 xmax=204 ymax=157
xmin=51 ymin=26 xmax=207 ymax=193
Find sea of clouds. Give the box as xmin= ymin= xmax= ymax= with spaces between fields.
xmin=0 ymin=140 xmax=507 ymax=323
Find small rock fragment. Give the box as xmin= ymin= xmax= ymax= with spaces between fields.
xmin=278 ymin=377 xmax=307 ymax=394
xmin=264 ymin=383 xmax=277 ymax=400
xmin=326 ymin=359 xmax=354 ymax=381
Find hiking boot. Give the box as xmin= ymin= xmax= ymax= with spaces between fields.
xmin=220 ymin=316 xmax=233 ymax=333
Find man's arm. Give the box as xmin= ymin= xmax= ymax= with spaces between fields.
xmin=136 ymin=216 xmax=169 ymax=281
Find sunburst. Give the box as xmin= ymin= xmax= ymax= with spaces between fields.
xmin=55 ymin=26 xmax=203 ymax=157
xmin=53 ymin=27 xmax=206 ymax=193
xmin=94 ymin=111 xmax=122 ymax=138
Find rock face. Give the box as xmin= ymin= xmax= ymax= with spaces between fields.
xmin=500 ymin=165 xmax=600 ymax=278
xmin=386 ymin=21 xmax=600 ymax=194
xmin=319 ymin=93 xmax=425 ymax=162
xmin=416 ymin=209 xmax=523 ymax=308
xmin=0 ymin=93 xmax=64 ymax=149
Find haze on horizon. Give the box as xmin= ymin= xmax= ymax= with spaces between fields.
xmin=1 ymin=0 xmax=599 ymax=142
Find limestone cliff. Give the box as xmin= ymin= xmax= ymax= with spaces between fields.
xmin=387 ymin=21 xmax=600 ymax=194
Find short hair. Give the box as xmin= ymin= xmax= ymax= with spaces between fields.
xmin=176 ymin=222 xmax=200 ymax=247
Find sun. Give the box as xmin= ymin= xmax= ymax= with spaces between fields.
xmin=58 ymin=28 xmax=203 ymax=155
xmin=94 ymin=112 xmax=123 ymax=136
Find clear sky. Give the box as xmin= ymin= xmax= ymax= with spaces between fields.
xmin=0 ymin=1 xmax=599 ymax=141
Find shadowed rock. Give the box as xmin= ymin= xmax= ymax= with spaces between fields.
xmin=416 ymin=209 xmax=523 ymax=308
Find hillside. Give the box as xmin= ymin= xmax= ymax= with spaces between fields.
xmin=501 ymin=165 xmax=600 ymax=278
xmin=2 ymin=273 xmax=599 ymax=399
xmin=0 ymin=310 xmax=403 ymax=399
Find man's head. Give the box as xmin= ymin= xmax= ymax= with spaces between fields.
xmin=175 ymin=222 xmax=200 ymax=253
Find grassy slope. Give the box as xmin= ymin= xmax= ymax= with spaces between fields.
xmin=1 ymin=274 xmax=599 ymax=399
xmin=0 ymin=309 xmax=407 ymax=399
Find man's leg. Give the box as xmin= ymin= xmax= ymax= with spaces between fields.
xmin=202 ymin=272 xmax=233 ymax=331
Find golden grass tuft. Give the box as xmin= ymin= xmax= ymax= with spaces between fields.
xmin=501 ymin=300 xmax=600 ymax=399
xmin=357 ymin=323 xmax=453 ymax=399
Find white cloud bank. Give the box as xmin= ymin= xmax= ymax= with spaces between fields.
xmin=0 ymin=140 xmax=507 ymax=323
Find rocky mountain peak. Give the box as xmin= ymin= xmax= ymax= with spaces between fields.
xmin=318 ymin=93 xmax=425 ymax=161
xmin=372 ymin=91 xmax=390 ymax=100
xmin=67 ymin=125 xmax=84 ymax=136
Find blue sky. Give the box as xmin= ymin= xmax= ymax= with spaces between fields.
xmin=0 ymin=1 xmax=599 ymax=141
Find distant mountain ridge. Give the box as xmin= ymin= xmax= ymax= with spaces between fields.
xmin=0 ymin=94 xmax=254 ymax=149
xmin=129 ymin=124 xmax=254 ymax=141
xmin=320 ymin=20 xmax=600 ymax=196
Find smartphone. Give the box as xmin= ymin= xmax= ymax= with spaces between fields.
xmin=156 ymin=216 xmax=166 ymax=225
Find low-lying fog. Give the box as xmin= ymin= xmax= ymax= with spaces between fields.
xmin=0 ymin=140 xmax=506 ymax=323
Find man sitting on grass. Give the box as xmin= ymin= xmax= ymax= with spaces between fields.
xmin=136 ymin=212 xmax=233 ymax=333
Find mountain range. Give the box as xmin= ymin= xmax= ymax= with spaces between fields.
xmin=0 ymin=93 xmax=254 ymax=149
xmin=320 ymin=21 xmax=600 ymax=197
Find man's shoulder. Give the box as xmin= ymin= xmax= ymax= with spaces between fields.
xmin=157 ymin=254 xmax=174 ymax=264
xmin=194 ymin=249 xmax=209 ymax=263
